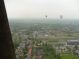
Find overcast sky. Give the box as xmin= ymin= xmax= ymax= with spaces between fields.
xmin=4 ymin=0 xmax=79 ymax=19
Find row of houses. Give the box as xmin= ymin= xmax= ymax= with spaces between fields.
xmin=53 ymin=40 xmax=79 ymax=55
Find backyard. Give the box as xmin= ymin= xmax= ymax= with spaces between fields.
xmin=61 ymin=54 xmax=79 ymax=59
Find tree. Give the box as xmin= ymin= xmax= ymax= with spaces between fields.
xmin=42 ymin=44 xmax=61 ymax=59
xmin=23 ymin=48 xmax=28 ymax=58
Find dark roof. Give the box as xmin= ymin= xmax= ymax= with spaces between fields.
xmin=67 ymin=40 xmax=79 ymax=45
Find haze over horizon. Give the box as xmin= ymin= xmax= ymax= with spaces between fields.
xmin=4 ymin=0 xmax=79 ymax=20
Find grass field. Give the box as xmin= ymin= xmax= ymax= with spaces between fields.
xmin=61 ymin=54 xmax=79 ymax=59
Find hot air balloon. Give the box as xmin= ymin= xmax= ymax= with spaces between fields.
xmin=60 ymin=15 xmax=63 ymax=19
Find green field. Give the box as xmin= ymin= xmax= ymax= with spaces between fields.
xmin=61 ymin=54 xmax=79 ymax=59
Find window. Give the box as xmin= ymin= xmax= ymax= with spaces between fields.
xmin=4 ymin=0 xmax=79 ymax=59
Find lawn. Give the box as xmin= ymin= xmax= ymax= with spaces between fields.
xmin=61 ymin=54 xmax=79 ymax=59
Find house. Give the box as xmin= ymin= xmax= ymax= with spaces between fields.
xmin=54 ymin=41 xmax=67 ymax=54
xmin=75 ymin=50 xmax=79 ymax=56
xmin=15 ymin=47 xmax=24 ymax=59
xmin=67 ymin=40 xmax=79 ymax=49
xmin=67 ymin=40 xmax=79 ymax=45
